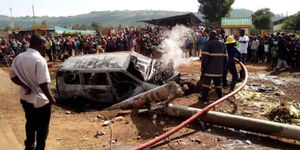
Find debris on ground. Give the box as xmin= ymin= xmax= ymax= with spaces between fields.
xmin=245 ymin=140 xmax=252 ymax=145
xmin=56 ymin=137 xmax=62 ymax=141
xmin=244 ymin=84 xmax=278 ymax=93
xmin=237 ymin=84 xmax=285 ymax=101
xmin=95 ymin=131 xmax=106 ymax=138
xmin=113 ymin=116 xmax=124 ymax=122
xmin=104 ymin=81 xmax=184 ymax=111
xmin=268 ymin=102 xmax=300 ymax=123
xmin=112 ymin=139 xmax=117 ymax=144
xmin=65 ymin=111 xmax=72 ymax=114
xmin=102 ymin=120 xmax=111 ymax=126
xmin=241 ymin=110 xmax=253 ymax=115
xmin=191 ymin=138 xmax=202 ymax=143
xmin=80 ymin=137 xmax=88 ymax=142
xmin=136 ymin=136 xmax=142 ymax=140
xmin=237 ymin=91 xmax=262 ymax=100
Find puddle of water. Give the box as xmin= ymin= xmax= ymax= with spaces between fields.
xmin=220 ymin=140 xmax=255 ymax=150
xmin=252 ymin=74 xmax=286 ymax=86
xmin=250 ymin=74 xmax=300 ymax=86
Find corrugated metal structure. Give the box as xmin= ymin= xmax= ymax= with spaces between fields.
xmin=140 ymin=13 xmax=202 ymax=26
xmin=221 ymin=17 xmax=252 ymax=35
xmin=54 ymin=26 xmax=95 ymax=35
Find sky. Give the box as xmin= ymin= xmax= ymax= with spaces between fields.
xmin=0 ymin=0 xmax=298 ymax=17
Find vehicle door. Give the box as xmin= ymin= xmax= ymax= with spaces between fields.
xmin=108 ymin=71 xmax=146 ymax=102
xmin=81 ymin=72 xmax=115 ymax=104
xmin=57 ymin=72 xmax=83 ymax=99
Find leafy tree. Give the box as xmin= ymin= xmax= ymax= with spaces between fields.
xmin=283 ymin=12 xmax=300 ymax=33
xmin=90 ymin=21 xmax=103 ymax=31
xmin=198 ymin=0 xmax=235 ymax=24
xmin=117 ymin=24 xmax=123 ymax=30
xmin=72 ymin=24 xmax=89 ymax=30
xmin=41 ymin=20 xmax=47 ymax=25
xmin=251 ymin=8 xmax=274 ymax=30
xmin=4 ymin=26 xmax=11 ymax=31
xmin=72 ymin=24 xmax=80 ymax=30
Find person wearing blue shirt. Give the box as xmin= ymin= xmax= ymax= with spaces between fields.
xmin=223 ymin=36 xmax=241 ymax=91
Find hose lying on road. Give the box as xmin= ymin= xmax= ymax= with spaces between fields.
xmin=131 ymin=59 xmax=248 ymax=150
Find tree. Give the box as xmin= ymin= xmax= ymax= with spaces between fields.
xmin=72 ymin=24 xmax=89 ymax=30
xmin=283 ymin=12 xmax=300 ymax=33
xmin=198 ymin=0 xmax=235 ymax=24
xmin=251 ymin=8 xmax=274 ymax=30
xmin=41 ymin=20 xmax=47 ymax=25
xmin=4 ymin=26 xmax=11 ymax=31
xmin=90 ymin=21 xmax=102 ymax=31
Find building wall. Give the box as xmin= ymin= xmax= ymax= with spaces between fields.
xmin=273 ymin=23 xmax=284 ymax=31
xmin=224 ymin=28 xmax=250 ymax=35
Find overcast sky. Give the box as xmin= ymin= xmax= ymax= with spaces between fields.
xmin=0 ymin=0 xmax=298 ymax=17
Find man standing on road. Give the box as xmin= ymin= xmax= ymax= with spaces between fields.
xmin=9 ymin=34 xmax=56 ymax=150
xmin=199 ymin=30 xmax=225 ymax=102
xmin=238 ymin=29 xmax=249 ymax=80
xmin=275 ymin=35 xmax=288 ymax=71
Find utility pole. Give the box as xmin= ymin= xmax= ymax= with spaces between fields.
xmin=32 ymin=5 xmax=36 ymax=34
xmin=9 ymin=8 xmax=14 ymax=29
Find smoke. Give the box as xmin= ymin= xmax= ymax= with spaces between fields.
xmin=159 ymin=25 xmax=193 ymax=68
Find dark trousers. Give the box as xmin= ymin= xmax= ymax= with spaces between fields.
xmin=223 ymin=63 xmax=238 ymax=90
xmin=201 ymin=76 xmax=222 ymax=101
xmin=21 ymin=100 xmax=51 ymax=150
xmin=240 ymin=53 xmax=247 ymax=80
xmin=45 ymin=50 xmax=52 ymax=61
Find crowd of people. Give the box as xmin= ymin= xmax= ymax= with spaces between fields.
xmin=1 ymin=25 xmax=300 ymax=150
xmin=0 ymin=26 xmax=210 ymax=63
xmin=1 ymin=26 xmax=300 ymax=71
xmin=236 ymin=32 xmax=300 ymax=70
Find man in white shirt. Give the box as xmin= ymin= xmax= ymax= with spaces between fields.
xmin=10 ymin=34 xmax=56 ymax=150
xmin=238 ymin=29 xmax=249 ymax=80
xmin=251 ymin=36 xmax=260 ymax=63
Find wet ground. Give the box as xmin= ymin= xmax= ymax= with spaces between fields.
xmin=1 ymin=61 xmax=300 ymax=150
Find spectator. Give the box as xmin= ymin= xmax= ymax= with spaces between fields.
xmin=238 ymin=29 xmax=249 ymax=80
xmin=10 ymin=34 xmax=56 ymax=150
xmin=275 ymin=35 xmax=288 ymax=71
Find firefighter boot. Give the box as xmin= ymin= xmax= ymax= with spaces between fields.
xmin=199 ymin=87 xmax=209 ymax=102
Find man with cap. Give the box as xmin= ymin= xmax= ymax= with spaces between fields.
xmin=199 ymin=30 xmax=225 ymax=102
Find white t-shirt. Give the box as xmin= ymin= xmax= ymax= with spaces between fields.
xmin=264 ymin=44 xmax=269 ymax=52
xmin=10 ymin=48 xmax=51 ymax=108
xmin=238 ymin=35 xmax=250 ymax=54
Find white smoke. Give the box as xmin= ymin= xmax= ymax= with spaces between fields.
xmin=159 ymin=25 xmax=193 ymax=68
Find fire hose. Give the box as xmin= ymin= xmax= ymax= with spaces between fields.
xmin=131 ymin=59 xmax=248 ymax=150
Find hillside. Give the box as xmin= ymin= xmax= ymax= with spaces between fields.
xmin=0 ymin=9 xmax=284 ymax=29
xmin=230 ymin=8 xmax=253 ymax=17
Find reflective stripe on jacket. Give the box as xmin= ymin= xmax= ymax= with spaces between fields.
xmin=201 ymin=38 xmax=225 ymax=77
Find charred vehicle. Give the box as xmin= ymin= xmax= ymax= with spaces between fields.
xmin=56 ymin=51 xmax=180 ymax=105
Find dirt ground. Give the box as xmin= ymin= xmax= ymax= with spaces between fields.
xmin=1 ymin=61 xmax=300 ymax=150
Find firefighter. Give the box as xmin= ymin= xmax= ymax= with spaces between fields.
xmin=222 ymin=36 xmax=241 ymax=91
xmin=199 ymin=30 xmax=225 ymax=102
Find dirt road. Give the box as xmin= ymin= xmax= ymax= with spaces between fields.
xmin=1 ymin=62 xmax=300 ymax=150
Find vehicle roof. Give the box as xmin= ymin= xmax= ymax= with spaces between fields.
xmin=58 ymin=51 xmax=151 ymax=72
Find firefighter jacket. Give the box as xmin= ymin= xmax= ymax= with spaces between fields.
xmin=201 ymin=38 xmax=226 ymax=77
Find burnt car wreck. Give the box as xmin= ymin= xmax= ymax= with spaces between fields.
xmin=56 ymin=51 xmax=180 ymax=106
